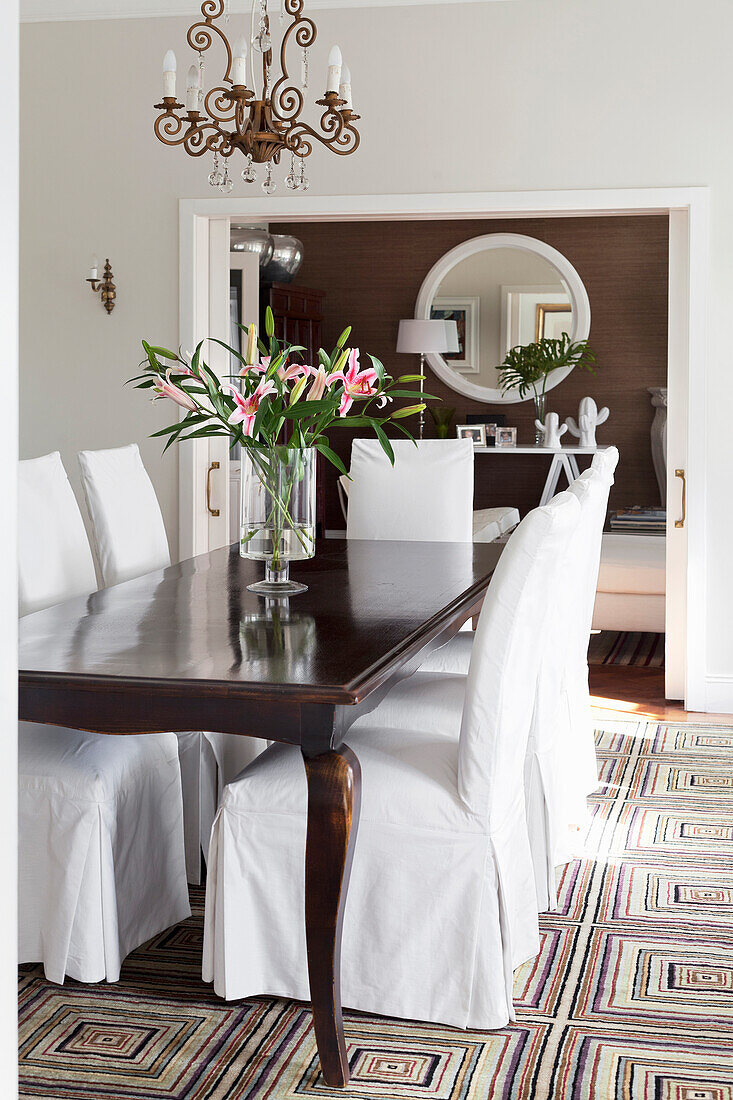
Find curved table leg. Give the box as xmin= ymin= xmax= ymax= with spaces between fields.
xmin=302 ymin=745 xmax=362 ymax=1088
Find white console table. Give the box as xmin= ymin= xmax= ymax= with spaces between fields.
xmin=474 ymin=444 xmax=611 ymax=506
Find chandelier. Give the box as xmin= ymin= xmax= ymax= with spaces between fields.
xmin=153 ymin=0 xmax=360 ymax=194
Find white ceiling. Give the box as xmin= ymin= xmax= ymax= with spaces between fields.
xmin=21 ymin=0 xmax=512 ymax=20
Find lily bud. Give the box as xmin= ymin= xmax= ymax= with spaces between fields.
xmin=390 ymin=403 xmax=426 ymax=419
xmin=289 ymin=374 xmax=308 ymax=405
xmin=332 ymin=347 xmax=350 ymax=375
xmin=246 ymin=323 xmax=258 ymax=366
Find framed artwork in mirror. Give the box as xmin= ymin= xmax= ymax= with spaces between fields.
xmin=431 ymin=297 xmax=480 ymax=374
xmin=535 ymin=302 xmax=573 ymax=341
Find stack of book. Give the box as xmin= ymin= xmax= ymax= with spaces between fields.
xmin=609 ymin=507 xmax=666 ymax=535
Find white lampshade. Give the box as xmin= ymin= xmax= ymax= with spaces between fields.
xmin=396 ymin=318 xmax=459 ymax=354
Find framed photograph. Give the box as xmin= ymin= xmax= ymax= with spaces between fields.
xmin=494 ymin=426 xmax=518 ymax=449
xmin=456 ymin=424 xmax=486 ymax=448
xmin=431 ymin=296 xmax=480 ymax=374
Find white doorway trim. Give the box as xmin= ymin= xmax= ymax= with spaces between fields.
xmin=179 ymin=186 xmax=709 ymax=710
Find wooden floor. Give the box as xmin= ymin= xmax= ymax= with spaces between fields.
xmin=590 ymin=665 xmax=732 ymax=724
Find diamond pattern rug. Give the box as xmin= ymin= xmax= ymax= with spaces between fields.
xmin=18 ymin=720 xmax=733 ymax=1098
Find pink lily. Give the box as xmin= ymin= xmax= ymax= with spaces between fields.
xmin=153 ymin=369 xmax=198 ymax=412
xmin=224 ymin=378 xmax=276 ymax=437
xmin=329 ymin=349 xmax=379 ymax=416
xmin=172 ymin=348 xmax=198 ymax=377
xmin=239 ymin=355 xmax=269 ymax=378
xmin=305 ymin=364 xmax=333 ymax=401
xmin=277 ymin=360 xmax=308 ymax=383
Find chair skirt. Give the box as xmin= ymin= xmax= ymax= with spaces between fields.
xmin=352 ymin=670 xmax=580 ymax=911
xmin=178 ymin=732 xmax=269 ymax=883
xmin=19 ymin=723 xmax=190 ymax=984
xmin=203 ymin=732 xmax=539 ymax=1030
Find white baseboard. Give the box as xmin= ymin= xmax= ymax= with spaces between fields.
xmin=703 ymin=676 xmax=733 ymax=715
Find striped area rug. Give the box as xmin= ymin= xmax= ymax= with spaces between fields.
xmin=18 ymin=720 xmax=733 ymax=1098
xmin=588 ymin=630 xmax=665 ymax=667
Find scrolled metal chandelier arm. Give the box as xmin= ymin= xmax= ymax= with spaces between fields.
xmin=269 ymin=0 xmax=317 ymax=125
xmin=204 ymin=85 xmax=238 ymax=125
xmin=153 ymin=0 xmax=361 ymax=193
xmin=187 ymin=0 xmax=233 ymax=83
xmin=285 ymin=103 xmax=360 ymax=158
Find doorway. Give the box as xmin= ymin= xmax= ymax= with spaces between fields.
xmin=178 ymin=188 xmax=709 ymax=710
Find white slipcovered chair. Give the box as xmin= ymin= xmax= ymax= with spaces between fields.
xmin=340 ymin=437 xmax=513 ymax=544
xmin=19 ymin=451 xmax=190 ymax=984
xmin=350 ymin=485 xmax=585 ymax=911
xmin=202 ymin=491 xmax=580 ymax=1029
xmin=78 ymin=443 xmax=265 ymax=882
xmin=416 ymin=450 xmax=619 ymax=871
xmin=562 ymin=449 xmax=620 ymax=813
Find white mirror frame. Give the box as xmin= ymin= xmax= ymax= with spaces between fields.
xmin=414 ymin=232 xmax=592 ymax=404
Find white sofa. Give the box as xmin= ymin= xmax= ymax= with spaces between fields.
xmin=592 ymin=532 xmax=666 ymax=632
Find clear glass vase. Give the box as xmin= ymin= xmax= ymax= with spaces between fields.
xmin=240 ymin=445 xmax=316 ymax=595
xmin=534 ymin=391 xmax=546 ymax=445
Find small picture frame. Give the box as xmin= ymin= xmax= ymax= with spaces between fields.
xmin=456 ymin=424 xmax=487 ymax=447
xmin=494 ymin=426 xmax=518 ymax=449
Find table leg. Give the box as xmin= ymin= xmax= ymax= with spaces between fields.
xmin=567 ymin=454 xmax=582 ymax=480
xmin=302 ymin=744 xmax=362 ymax=1088
xmin=540 ymin=454 xmax=564 ymax=506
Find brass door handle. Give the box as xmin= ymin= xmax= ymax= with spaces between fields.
xmin=675 ymin=468 xmax=686 ymax=528
xmin=206 ymin=461 xmax=220 ymax=517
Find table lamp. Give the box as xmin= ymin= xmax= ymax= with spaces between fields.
xmin=396 ymin=318 xmax=459 ymax=439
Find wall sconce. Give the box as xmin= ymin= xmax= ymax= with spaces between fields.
xmin=86 ymin=255 xmax=116 ymax=315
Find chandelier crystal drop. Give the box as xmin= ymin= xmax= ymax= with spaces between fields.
xmin=154 ymin=0 xmax=361 ymax=196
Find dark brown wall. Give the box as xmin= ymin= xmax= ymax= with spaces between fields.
xmin=272 ymin=215 xmax=669 ymax=530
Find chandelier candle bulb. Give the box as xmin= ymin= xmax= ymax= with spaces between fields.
xmin=185 ymin=64 xmax=200 ymax=111
xmin=338 ymin=64 xmax=352 ymax=108
xmin=231 ymin=35 xmax=247 ymax=85
xmin=326 ymin=44 xmax=342 ymax=92
xmin=162 ymin=50 xmax=176 ymax=98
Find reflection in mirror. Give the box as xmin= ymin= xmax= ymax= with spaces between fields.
xmin=416 ymin=233 xmax=590 ymax=404
xmin=429 ymin=247 xmax=572 ymax=392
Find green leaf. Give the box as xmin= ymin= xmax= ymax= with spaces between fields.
xmin=366 ymin=353 xmax=386 ymax=384
xmin=283 ymin=398 xmax=335 ymax=419
xmin=330 ymin=415 xmax=382 ymax=429
xmin=150 ymin=422 xmax=188 ymax=439
xmin=384 ymin=389 xmax=439 ymax=400
xmin=389 ymin=419 xmax=419 ymax=445
xmin=209 ymin=337 xmax=249 ymax=369
xmin=316 ymin=442 xmax=348 ymax=476
xmin=374 ymin=424 xmax=395 ymax=465
xmin=147 ymin=345 xmax=179 ymax=360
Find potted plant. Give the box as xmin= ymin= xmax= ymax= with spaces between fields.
xmin=497 ymin=333 xmax=597 ymax=443
xmin=130 ymin=308 xmax=433 ymax=595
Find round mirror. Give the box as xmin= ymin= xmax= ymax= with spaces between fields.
xmin=414 ymin=233 xmax=591 ymax=403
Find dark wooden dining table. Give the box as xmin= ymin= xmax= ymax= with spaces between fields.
xmin=18 ymin=537 xmax=502 ymax=1087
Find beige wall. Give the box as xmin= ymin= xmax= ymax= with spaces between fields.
xmin=19 ymin=0 xmax=733 ymax=691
